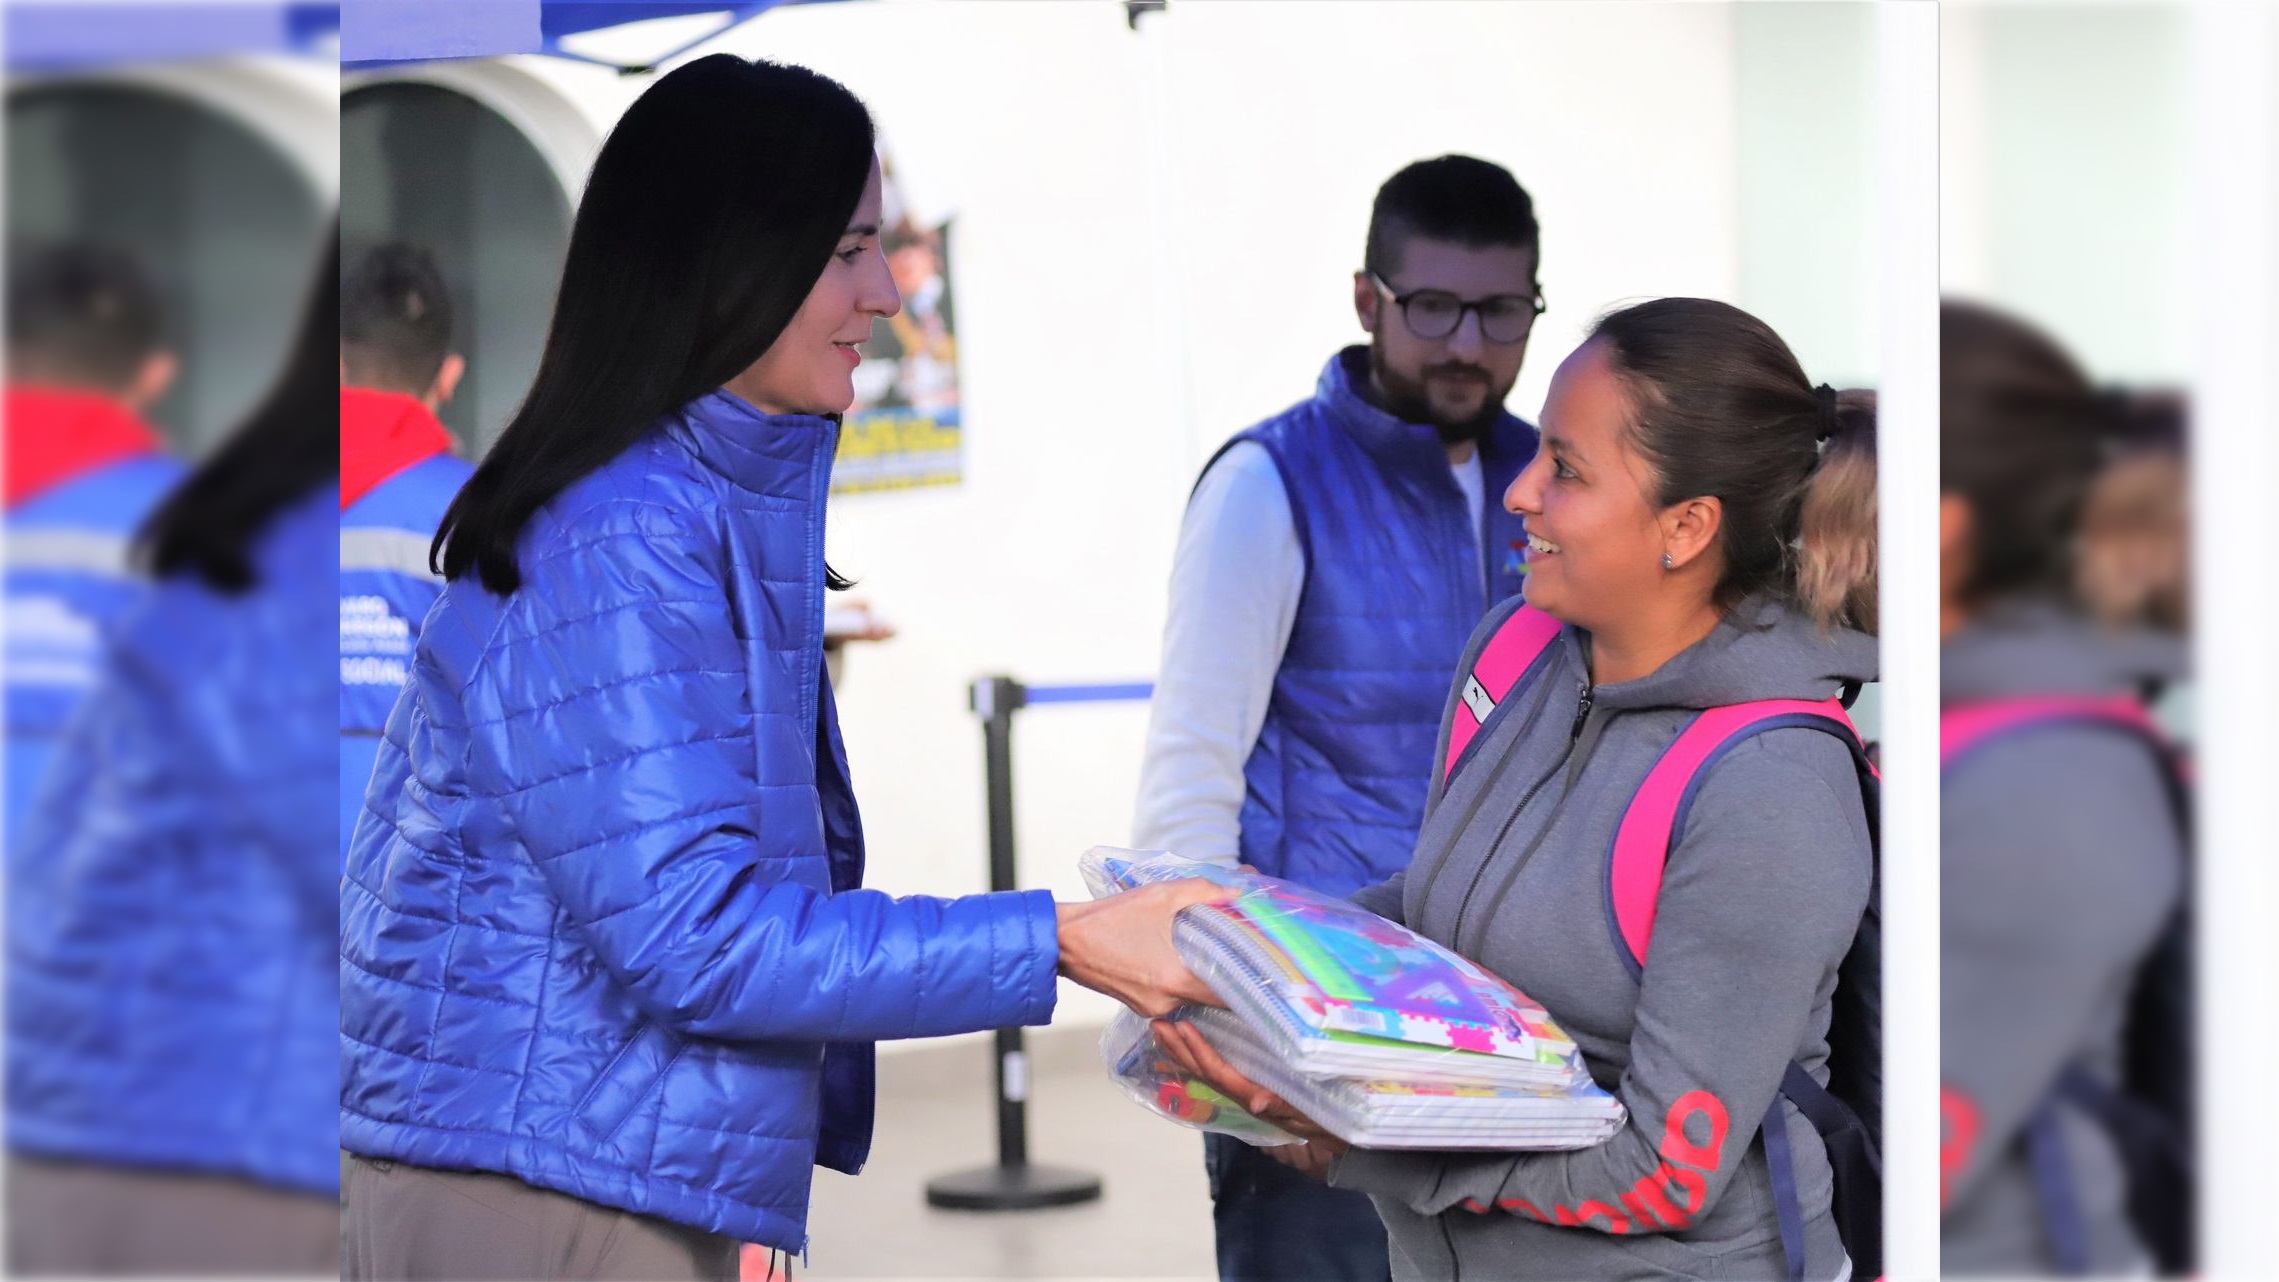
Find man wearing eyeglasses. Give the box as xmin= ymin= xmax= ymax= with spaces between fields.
xmin=1133 ymin=155 xmax=1542 ymax=1282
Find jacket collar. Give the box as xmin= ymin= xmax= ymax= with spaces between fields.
xmin=668 ymin=388 xmax=840 ymax=498
xmin=1943 ymin=596 xmax=2186 ymax=704
xmin=1313 ymin=346 xmax=1446 ymax=474
xmin=1313 ymin=346 xmax=1536 ymax=479
xmin=1571 ymin=594 xmax=1879 ymax=712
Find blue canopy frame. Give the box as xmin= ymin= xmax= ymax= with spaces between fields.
xmin=2 ymin=1 xmax=839 ymax=75
xmin=6 ymin=3 xmax=339 ymax=74
xmin=341 ymin=0 xmax=827 ymax=72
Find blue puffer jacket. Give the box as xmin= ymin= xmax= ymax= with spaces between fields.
xmin=339 ymin=390 xmax=1061 ymax=1252
xmin=1227 ymin=347 xmax=1537 ymax=897
xmin=4 ymin=448 xmax=183 ymax=847
xmin=8 ymin=487 xmax=341 ymax=1195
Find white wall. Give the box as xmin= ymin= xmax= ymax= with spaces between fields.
xmin=1940 ymin=3 xmax=2192 ymax=381
xmin=1939 ymin=3 xmax=2195 ymax=744
xmin=1737 ymin=2 xmax=1879 ymax=387
xmin=486 ymin=1 xmax=1878 ymax=1038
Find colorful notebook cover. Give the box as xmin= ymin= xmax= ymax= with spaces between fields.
xmin=1100 ymin=1010 xmax=1299 ymax=1146
xmin=1083 ymin=849 xmax=1579 ymax=1066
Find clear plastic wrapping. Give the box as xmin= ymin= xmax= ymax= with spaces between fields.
xmin=1099 ymin=1009 xmax=1301 ymax=1146
xmin=1085 ymin=847 xmax=1626 ymax=1150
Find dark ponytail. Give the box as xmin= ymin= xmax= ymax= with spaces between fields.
xmin=432 ymin=55 xmax=875 ymax=595
xmin=1590 ymin=297 xmax=1879 ymax=634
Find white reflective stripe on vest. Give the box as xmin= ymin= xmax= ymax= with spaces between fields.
xmin=3 ymin=529 xmax=136 ymax=578
xmin=339 ymin=527 xmax=442 ymax=581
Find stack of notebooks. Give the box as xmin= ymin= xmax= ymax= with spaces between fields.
xmin=1083 ymin=848 xmax=1626 ymax=1151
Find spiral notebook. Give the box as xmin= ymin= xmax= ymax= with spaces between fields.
xmin=1081 ymin=849 xmax=1590 ymax=1090
xmin=1183 ymin=1008 xmax=1626 ymax=1149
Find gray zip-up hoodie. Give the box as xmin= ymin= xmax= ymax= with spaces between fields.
xmin=1330 ymin=595 xmax=1877 ymax=1282
xmin=1939 ymin=599 xmax=2185 ymax=1277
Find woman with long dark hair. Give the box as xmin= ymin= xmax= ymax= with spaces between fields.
xmin=1160 ymin=299 xmax=1883 ymax=1281
xmin=337 ymin=56 xmax=1219 ymax=1280
xmin=7 ymin=232 xmax=341 ymax=1274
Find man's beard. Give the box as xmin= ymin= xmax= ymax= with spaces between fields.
xmin=1368 ymin=340 xmax=1510 ymax=447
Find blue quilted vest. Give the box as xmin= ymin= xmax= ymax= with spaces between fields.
xmin=1223 ymin=347 xmax=1536 ymax=896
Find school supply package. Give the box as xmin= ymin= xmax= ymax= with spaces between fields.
xmin=1083 ymin=847 xmax=1625 ymax=1150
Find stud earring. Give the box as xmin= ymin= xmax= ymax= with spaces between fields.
xmin=1662 ymin=553 xmax=1675 ymax=570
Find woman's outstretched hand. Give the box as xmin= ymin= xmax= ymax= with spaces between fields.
xmin=1055 ymin=879 xmax=1234 ymax=1018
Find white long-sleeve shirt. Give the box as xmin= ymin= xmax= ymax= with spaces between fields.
xmin=1132 ymin=441 xmax=1486 ymax=866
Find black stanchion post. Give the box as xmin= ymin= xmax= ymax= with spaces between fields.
xmin=923 ymin=676 xmax=1104 ymax=1212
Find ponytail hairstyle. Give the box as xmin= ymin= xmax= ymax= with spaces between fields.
xmin=1799 ymin=388 xmax=1879 ymax=635
xmin=432 ymin=55 xmax=875 ymax=595
xmin=1941 ymin=300 xmax=2186 ymax=630
xmin=1590 ymin=297 xmax=1879 ymax=635
xmin=2074 ymin=388 xmax=2190 ymax=631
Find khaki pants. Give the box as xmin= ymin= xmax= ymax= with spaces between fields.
xmin=5 ymin=1153 xmax=339 ymax=1276
xmin=340 ymin=1153 xmax=739 ymax=1282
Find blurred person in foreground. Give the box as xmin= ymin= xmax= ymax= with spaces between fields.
xmin=1937 ymin=300 xmax=2193 ymax=1276
xmin=1159 ymin=299 xmax=1882 ymax=1282
xmin=338 ymin=56 xmax=1225 ymax=1281
xmin=5 ymin=235 xmax=341 ymax=1274
xmin=1133 ymin=155 xmax=1543 ymax=1282
xmin=3 ymin=245 xmax=186 ymax=847
xmin=338 ymin=242 xmax=472 ymax=861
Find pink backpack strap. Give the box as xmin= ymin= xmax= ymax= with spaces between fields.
xmin=1441 ymin=604 xmax=1565 ymax=786
xmin=1607 ymin=698 xmax=1873 ymax=973
xmin=1940 ymin=696 xmax=2160 ymax=768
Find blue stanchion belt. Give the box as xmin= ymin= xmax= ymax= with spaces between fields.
xmin=1021 ymin=682 xmax=1155 ymax=705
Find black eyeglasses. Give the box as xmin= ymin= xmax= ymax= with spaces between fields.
xmin=1369 ymin=272 xmax=1545 ymax=345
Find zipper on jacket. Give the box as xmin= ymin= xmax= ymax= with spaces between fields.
xmin=1568 ymin=685 xmax=1596 ymax=739
xmin=1448 ymin=681 xmax=1592 ymax=954
xmin=1410 ymin=660 xmax=1559 ymax=912
xmin=1460 ymin=693 xmax=1627 ymax=959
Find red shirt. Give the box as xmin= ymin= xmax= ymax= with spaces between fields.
xmin=340 ymin=386 xmax=456 ymax=510
xmin=4 ymin=386 xmax=164 ymax=508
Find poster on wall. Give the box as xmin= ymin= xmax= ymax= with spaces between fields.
xmin=832 ymin=150 xmax=962 ymax=496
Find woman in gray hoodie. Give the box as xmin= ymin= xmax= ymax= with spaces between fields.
xmin=1159 ymin=297 xmax=1880 ymax=1281
xmin=1936 ymin=301 xmax=2189 ymax=1276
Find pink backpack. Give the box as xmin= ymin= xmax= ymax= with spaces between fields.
xmin=1940 ymin=694 xmax=2193 ymax=1276
xmin=1438 ymin=602 xmax=1882 ymax=1282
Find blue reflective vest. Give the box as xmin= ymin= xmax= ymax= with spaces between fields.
xmin=338 ymin=389 xmax=471 ymax=861
xmin=9 ymin=487 xmax=341 ymax=1195
xmin=4 ymin=407 xmax=181 ymax=846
